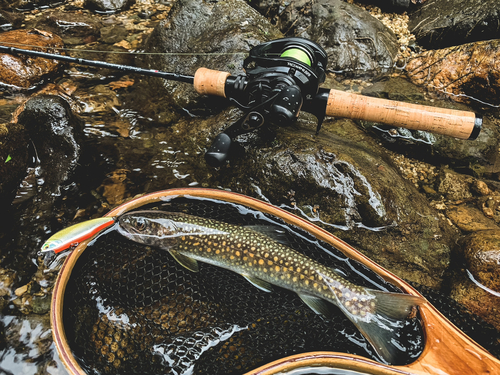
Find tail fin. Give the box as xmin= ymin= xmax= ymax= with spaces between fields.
xmin=346 ymin=291 xmax=423 ymax=364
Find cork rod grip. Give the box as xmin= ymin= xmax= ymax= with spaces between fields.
xmin=326 ymin=89 xmax=481 ymax=140
xmin=194 ymin=67 xmax=231 ymax=98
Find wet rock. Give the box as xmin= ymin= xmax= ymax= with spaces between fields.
xmin=29 ymin=10 xmax=102 ymax=45
xmin=408 ymin=0 xmax=500 ymax=49
xmin=355 ymin=0 xmax=410 ymax=12
xmin=16 ymin=94 xmax=84 ymax=198
xmin=100 ymin=24 xmax=128 ymax=44
xmin=7 ymin=0 xmax=66 ymax=11
xmin=226 ymin=118 xmax=454 ymax=288
xmin=450 ymin=273 xmax=500 ymax=331
xmin=73 ymin=84 xmax=121 ymax=113
xmin=406 ymin=40 xmax=500 ymax=107
xmin=462 ymin=230 xmax=500 ymax=292
xmin=0 ymin=121 xmax=29 ymax=213
xmin=97 ymin=168 xmax=131 ymax=206
xmin=129 ymin=0 xmax=282 ymax=124
xmin=0 ymin=29 xmax=64 ymax=89
xmin=437 ymin=168 xmax=474 ymax=201
xmin=446 ymin=205 xmax=498 ymax=232
xmin=249 ymin=0 xmax=399 ymax=75
xmin=358 ymin=76 xmax=500 ymax=176
xmin=84 ymin=0 xmax=135 ymax=13
xmin=0 ymin=10 xmax=24 ymax=30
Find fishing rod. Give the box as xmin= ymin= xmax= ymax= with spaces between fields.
xmin=0 ymin=38 xmax=482 ymax=167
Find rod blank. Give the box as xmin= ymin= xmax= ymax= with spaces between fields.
xmin=0 ymin=45 xmax=195 ymax=84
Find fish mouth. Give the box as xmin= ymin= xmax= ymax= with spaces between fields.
xmin=116 ymin=220 xmax=138 ymax=237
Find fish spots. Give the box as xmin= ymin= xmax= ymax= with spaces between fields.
xmin=235 ymin=251 xmax=241 ymax=257
xmin=273 ymin=256 xmax=278 ymax=262
xmin=275 ymin=266 xmax=280 ymax=272
xmin=267 ymin=260 xmax=273 ymax=266
xmin=258 ymin=259 xmax=264 ymax=265
xmin=207 ymin=248 xmax=211 ymax=253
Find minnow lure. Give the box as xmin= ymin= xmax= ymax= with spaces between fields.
xmin=117 ymin=210 xmax=423 ymax=363
xmin=41 ymin=217 xmax=116 ymax=253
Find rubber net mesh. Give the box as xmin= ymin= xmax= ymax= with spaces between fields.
xmin=62 ymin=197 xmax=500 ymax=374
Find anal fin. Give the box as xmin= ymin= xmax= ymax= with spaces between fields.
xmin=298 ymin=293 xmax=332 ymax=318
xmin=169 ymin=250 xmax=199 ymax=272
xmin=242 ymin=275 xmax=273 ymax=292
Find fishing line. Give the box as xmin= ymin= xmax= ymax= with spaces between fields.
xmin=0 ymin=40 xmax=250 ymax=56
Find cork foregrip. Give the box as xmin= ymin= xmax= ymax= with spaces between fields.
xmin=326 ymin=89 xmax=478 ymax=140
xmin=194 ymin=67 xmax=231 ymax=97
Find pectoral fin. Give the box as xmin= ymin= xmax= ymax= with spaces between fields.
xmin=298 ymin=293 xmax=332 ymax=318
xmin=242 ymin=275 xmax=273 ymax=292
xmin=169 ymin=251 xmax=199 ymax=272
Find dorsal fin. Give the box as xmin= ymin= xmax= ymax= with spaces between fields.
xmin=246 ymin=225 xmax=289 ymax=246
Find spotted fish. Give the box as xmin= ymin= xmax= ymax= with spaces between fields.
xmin=117 ymin=210 xmax=423 ymax=363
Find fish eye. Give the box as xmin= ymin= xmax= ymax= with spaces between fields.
xmin=136 ymin=218 xmax=146 ymax=231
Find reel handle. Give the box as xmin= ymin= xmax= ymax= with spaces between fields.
xmin=193 ymin=68 xmax=482 ymax=140
xmin=205 ymin=133 xmax=232 ymax=167
xmin=325 ymin=89 xmax=482 ymax=140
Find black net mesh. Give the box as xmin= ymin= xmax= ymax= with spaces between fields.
xmin=62 ymin=196 xmax=499 ymax=375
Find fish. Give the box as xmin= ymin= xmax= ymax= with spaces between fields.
xmin=41 ymin=216 xmax=116 ymax=253
xmin=117 ymin=210 xmax=423 ymax=363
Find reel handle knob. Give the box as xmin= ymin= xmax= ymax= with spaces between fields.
xmin=205 ymin=133 xmax=232 ymax=167
xmin=325 ymin=89 xmax=482 ymax=140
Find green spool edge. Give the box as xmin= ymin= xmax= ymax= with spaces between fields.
xmin=280 ymin=48 xmax=311 ymax=67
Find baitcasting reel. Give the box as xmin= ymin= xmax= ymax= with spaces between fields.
xmin=204 ymin=38 xmax=329 ymax=167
